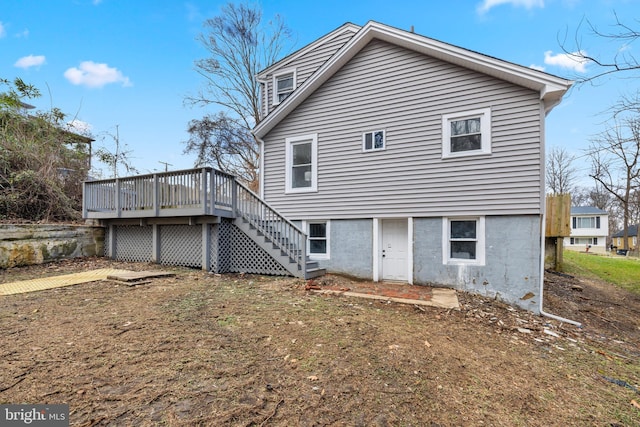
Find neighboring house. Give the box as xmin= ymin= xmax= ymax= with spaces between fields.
xmin=253 ymin=21 xmax=572 ymax=312
xmin=611 ymin=224 xmax=639 ymax=251
xmin=563 ymin=207 xmax=609 ymax=254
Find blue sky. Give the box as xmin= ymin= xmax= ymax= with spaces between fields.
xmin=1 ymin=0 xmax=638 ymax=182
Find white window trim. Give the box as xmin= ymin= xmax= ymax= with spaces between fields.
xmin=285 ymin=133 xmax=318 ymax=194
xmin=362 ymin=129 xmax=386 ymax=152
xmin=272 ymin=68 xmax=297 ymax=106
xmin=442 ymin=108 xmax=492 ymax=158
xmin=303 ymin=220 xmax=330 ymax=260
xmin=442 ymin=216 xmax=486 ymax=266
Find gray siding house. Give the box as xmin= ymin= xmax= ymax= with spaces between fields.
xmin=564 ymin=206 xmax=609 ymax=254
xmin=254 ymin=21 xmax=572 ymax=312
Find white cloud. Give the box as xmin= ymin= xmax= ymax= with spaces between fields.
xmin=529 ymin=64 xmax=546 ymax=71
xmin=185 ymin=3 xmax=201 ymax=22
xmin=64 ymin=61 xmax=132 ymax=88
xmin=477 ymin=0 xmax=544 ymax=14
xmin=543 ymin=50 xmax=589 ymax=73
xmin=66 ymin=119 xmax=93 ymax=135
xmin=0 ymin=22 xmax=6 ymax=38
xmin=14 ymin=54 xmax=46 ymax=69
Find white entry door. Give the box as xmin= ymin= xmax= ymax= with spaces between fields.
xmin=381 ymin=219 xmax=408 ymax=281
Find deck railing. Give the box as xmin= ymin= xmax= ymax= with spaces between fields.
xmin=83 ymin=167 xmax=236 ymax=219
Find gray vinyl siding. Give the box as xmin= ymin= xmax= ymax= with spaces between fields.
xmin=262 ymin=39 xmax=544 ymax=219
xmin=264 ymin=29 xmax=357 ymax=115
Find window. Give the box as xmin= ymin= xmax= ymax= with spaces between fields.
xmin=273 ymin=70 xmax=296 ymax=105
xmin=573 ymin=216 xmax=600 ymax=229
xmin=442 ymin=108 xmax=491 ymax=158
xmin=443 ymin=217 xmax=485 ymax=265
xmin=362 ymin=130 xmax=385 ymax=151
xmin=306 ymin=221 xmax=329 ymax=259
xmin=285 ymin=134 xmax=318 ymax=193
xmin=571 ymin=237 xmax=597 ymax=245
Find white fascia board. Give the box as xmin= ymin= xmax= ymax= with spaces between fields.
xmin=256 ymin=22 xmax=361 ymax=79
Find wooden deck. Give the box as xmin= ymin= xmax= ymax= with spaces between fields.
xmin=83 ymin=168 xmax=237 ymax=219
xmin=82 ymin=167 xmax=324 ymax=279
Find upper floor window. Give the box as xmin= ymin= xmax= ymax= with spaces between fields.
xmin=362 ymin=130 xmax=385 ymax=151
xmin=285 ymin=133 xmax=318 ymax=193
xmin=573 ymin=216 xmax=600 ymax=229
xmin=442 ymin=108 xmax=491 ymax=158
xmin=273 ymin=69 xmax=296 ymax=105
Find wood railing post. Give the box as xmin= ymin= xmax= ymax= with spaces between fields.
xmin=115 ymin=178 xmax=121 ymax=218
xmin=201 ymin=168 xmax=208 ymax=215
xmin=153 ymin=174 xmax=159 ymax=216
xmin=301 ymin=232 xmax=306 ymax=268
xmin=82 ymin=182 xmax=88 ymax=218
xmin=232 ymin=177 xmax=238 ymax=217
xmin=211 ymin=170 xmax=216 ymax=214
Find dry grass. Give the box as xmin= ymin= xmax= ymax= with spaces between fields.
xmin=0 ymin=258 xmax=639 ymax=426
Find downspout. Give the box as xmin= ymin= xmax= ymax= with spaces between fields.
xmin=539 ymin=95 xmax=581 ymax=327
xmin=539 ymin=211 xmax=582 ymax=327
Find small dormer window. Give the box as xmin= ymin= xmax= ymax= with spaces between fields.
xmin=273 ymin=70 xmax=296 ymax=105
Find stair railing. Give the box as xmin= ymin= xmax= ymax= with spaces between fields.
xmin=235 ymin=181 xmax=307 ymax=273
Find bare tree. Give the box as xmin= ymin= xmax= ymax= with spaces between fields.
xmin=587 ymin=114 xmax=640 ymax=249
xmin=546 ymin=146 xmax=576 ymax=195
xmin=185 ymin=2 xmax=293 ymax=191
xmin=561 ymin=12 xmax=640 ymax=85
xmin=629 ymin=188 xmax=640 ymax=226
xmin=184 ymin=112 xmax=258 ymax=187
xmin=94 ymin=125 xmax=138 ymax=178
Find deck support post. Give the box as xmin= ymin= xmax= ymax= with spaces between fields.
xmin=107 ymin=224 xmax=115 ymax=258
xmin=202 ymin=223 xmax=211 ymax=271
xmin=151 ymin=224 xmax=160 ymax=263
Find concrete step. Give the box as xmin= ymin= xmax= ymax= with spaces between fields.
xmin=304 ymin=267 xmax=326 ymax=280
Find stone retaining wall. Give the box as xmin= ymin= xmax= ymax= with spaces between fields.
xmin=0 ymin=224 xmax=104 ymax=269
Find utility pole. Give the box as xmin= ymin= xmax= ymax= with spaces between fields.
xmin=158 ymin=161 xmax=172 ymax=172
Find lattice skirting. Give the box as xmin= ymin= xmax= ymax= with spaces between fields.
xmin=160 ymin=224 xmax=201 ymax=268
xmin=105 ymin=219 xmax=288 ymax=276
xmin=112 ymin=225 xmax=153 ymax=263
xmin=217 ymin=220 xmax=289 ymax=276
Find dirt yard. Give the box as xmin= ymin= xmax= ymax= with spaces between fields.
xmin=1 ymin=257 xmax=639 ymax=426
